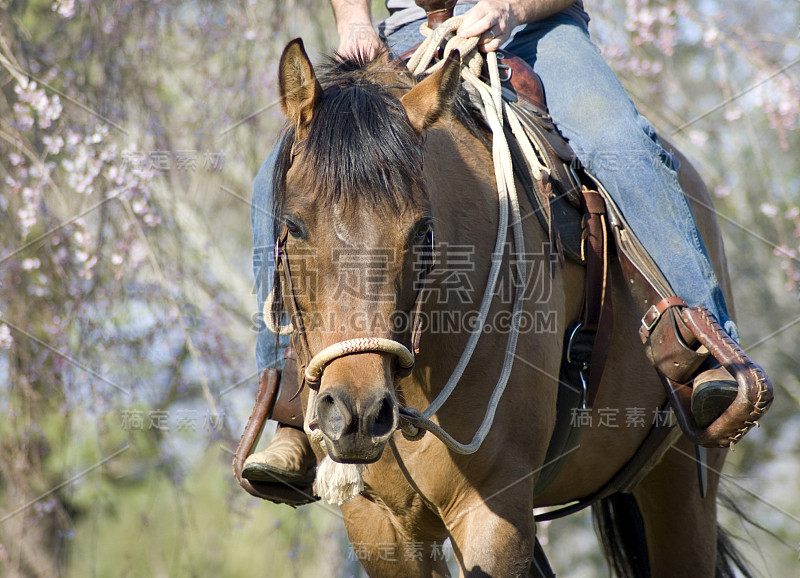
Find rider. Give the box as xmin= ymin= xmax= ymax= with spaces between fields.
xmin=242 ymin=0 xmax=759 ymax=502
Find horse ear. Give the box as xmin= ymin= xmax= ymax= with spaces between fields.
xmin=279 ymin=38 xmax=323 ymax=138
xmin=401 ymin=50 xmax=462 ymax=135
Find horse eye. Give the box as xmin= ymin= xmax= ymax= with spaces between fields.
xmin=285 ymin=218 xmax=303 ymax=239
xmin=413 ymin=221 xmax=432 ymax=243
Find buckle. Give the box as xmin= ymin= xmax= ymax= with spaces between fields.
xmin=642 ymin=304 xmax=661 ymax=332
xmin=642 ymin=297 xmax=687 ymax=334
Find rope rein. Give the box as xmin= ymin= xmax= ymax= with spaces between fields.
xmin=395 ymin=17 xmax=548 ymax=454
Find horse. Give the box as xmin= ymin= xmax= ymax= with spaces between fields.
xmin=269 ymin=38 xmax=750 ymax=577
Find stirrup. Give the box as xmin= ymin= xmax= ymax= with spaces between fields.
xmin=640 ymin=300 xmax=773 ymax=448
xmin=233 ymin=362 xmax=318 ymax=506
xmin=593 ymin=176 xmax=774 ymax=448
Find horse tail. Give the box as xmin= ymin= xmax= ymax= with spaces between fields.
xmin=715 ymin=491 xmax=756 ymax=578
xmin=592 ymin=493 xmax=651 ymax=577
xmin=592 ymin=492 xmax=755 ymax=578
xmin=715 ymin=526 xmax=753 ymax=578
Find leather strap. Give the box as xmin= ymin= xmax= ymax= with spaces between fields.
xmin=480 ymin=51 xmax=548 ymax=112
xmin=276 ymin=225 xmax=314 ymax=389
xmin=579 ymin=186 xmax=613 ymax=408
xmin=532 ymin=537 xmax=557 ymax=578
xmin=580 ymin=187 xmax=608 ymax=331
xmin=640 ymin=295 xmax=687 ymax=334
xmin=661 ymin=306 xmax=774 ymax=448
xmin=271 ymin=350 xmax=305 ymax=427
xmin=411 ymin=227 xmax=435 ymax=355
xmin=415 ymin=0 xmax=457 ymax=28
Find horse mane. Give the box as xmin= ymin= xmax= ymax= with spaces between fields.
xmin=272 ymin=48 xmax=487 ymax=233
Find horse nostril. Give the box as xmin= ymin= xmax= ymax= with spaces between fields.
xmin=369 ymin=394 xmax=397 ymax=439
xmin=316 ymin=391 xmax=353 ymax=441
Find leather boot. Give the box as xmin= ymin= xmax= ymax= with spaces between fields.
xmin=641 ymin=302 xmax=772 ymax=447
xmin=641 ymin=306 xmax=738 ymax=427
xmin=243 ymin=424 xmax=315 ymax=484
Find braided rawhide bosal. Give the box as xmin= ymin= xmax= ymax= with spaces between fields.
xmin=304 ymin=338 xmax=416 ymax=389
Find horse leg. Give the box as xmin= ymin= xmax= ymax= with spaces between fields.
xmin=631 ymin=436 xmax=726 ymax=577
xmin=444 ymin=483 xmax=536 ymax=577
xmin=341 ymin=494 xmax=451 ymax=577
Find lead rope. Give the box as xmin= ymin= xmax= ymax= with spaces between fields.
xmin=398 ymin=17 xmax=547 ymax=454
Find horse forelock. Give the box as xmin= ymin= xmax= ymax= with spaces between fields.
xmin=274 ymin=52 xmax=424 ymax=218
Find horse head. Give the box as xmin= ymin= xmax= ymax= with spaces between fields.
xmin=273 ymin=39 xmax=461 ymax=463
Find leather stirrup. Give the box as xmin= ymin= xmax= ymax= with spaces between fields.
xmin=641 ymin=303 xmax=773 ymax=447
xmin=232 ymin=363 xmax=317 ymax=506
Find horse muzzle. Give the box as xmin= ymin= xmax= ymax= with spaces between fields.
xmin=315 ymin=387 xmax=399 ymax=463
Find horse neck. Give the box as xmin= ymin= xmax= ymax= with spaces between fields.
xmin=424 ymin=122 xmax=499 ymax=253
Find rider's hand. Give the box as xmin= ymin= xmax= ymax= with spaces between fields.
xmin=457 ymin=0 xmax=520 ymax=53
xmin=336 ymin=21 xmax=383 ymax=60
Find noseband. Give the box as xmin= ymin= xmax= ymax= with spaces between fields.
xmin=304 ymin=338 xmax=415 ymax=388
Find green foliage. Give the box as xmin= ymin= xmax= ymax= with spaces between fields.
xmin=65 ymin=452 xmax=349 ymax=577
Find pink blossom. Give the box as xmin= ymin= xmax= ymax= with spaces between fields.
xmin=0 ymin=324 xmax=13 ymax=350
xmin=21 ymin=258 xmax=42 ymax=271
xmin=52 ymin=0 xmax=75 ymax=19
xmin=43 ymin=135 xmax=65 ymax=155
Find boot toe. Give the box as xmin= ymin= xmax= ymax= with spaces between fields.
xmin=242 ymin=460 xmax=315 ymax=485
xmin=691 ymin=376 xmax=739 ymax=429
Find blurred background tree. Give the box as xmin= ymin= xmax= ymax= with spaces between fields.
xmin=0 ymin=0 xmax=797 ymax=576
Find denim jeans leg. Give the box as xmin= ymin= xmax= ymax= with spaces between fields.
xmin=252 ymin=145 xmax=291 ymax=374
xmin=505 ymin=16 xmax=737 ymax=340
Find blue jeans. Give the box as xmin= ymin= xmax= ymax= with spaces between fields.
xmin=253 ymin=12 xmax=737 ymax=374
xmin=252 ymin=146 xmax=291 ymax=373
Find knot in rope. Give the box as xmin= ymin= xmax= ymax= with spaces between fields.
xmin=399 ymin=407 xmax=427 ymax=441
